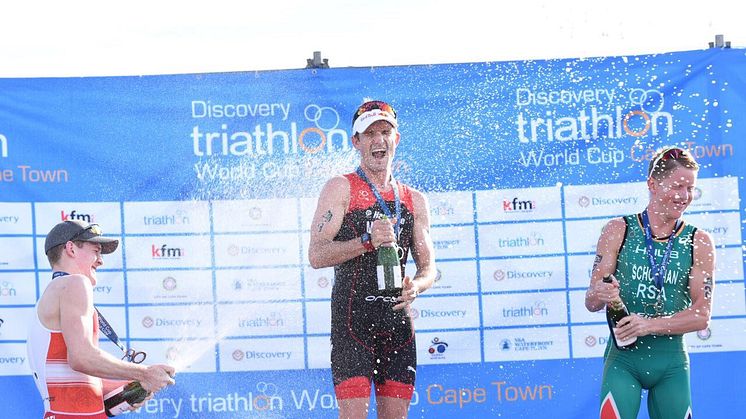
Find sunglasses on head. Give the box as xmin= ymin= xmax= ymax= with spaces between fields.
xmin=68 ymin=224 xmax=103 ymax=242
xmin=648 ymin=147 xmax=687 ymax=178
xmin=353 ymin=101 xmax=397 ymax=120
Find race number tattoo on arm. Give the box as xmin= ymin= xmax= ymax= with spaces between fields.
xmin=317 ymin=210 xmax=333 ymax=232
xmin=592 ymin=254 xmax=603 ymax=272
xmin=703 ymin=276 xmax=713 ymax=300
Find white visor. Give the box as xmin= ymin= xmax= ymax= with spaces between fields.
xmin=352 ymin=109 xmax=398 ymax=135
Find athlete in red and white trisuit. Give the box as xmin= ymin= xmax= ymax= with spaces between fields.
xmin=27 ymin=220 xmax=175 ymax=418
xmin=309 ymin=100 xmax=436 ymax=419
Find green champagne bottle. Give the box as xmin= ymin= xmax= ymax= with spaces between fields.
xmin=603 ymin=275 xmax=637 ymax=350
xmin=104 ymin=381 xmax=150 ymax=417
xmin=376 ymin=216 xmax=402 ymax=291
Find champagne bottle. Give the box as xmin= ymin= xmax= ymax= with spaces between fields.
xmin=376 ymin=217 xmax=402 ymax=291
xmin=603 ymin=275 xmax=637 ymax=350
xmin=104 ymin=381 xmax=150 ymax=417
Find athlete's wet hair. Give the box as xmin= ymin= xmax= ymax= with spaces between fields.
xmin=647 ymin=146 xmax=699 ymax=180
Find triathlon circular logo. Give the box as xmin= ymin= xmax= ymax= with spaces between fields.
xmin=228 ymin=244 xmax=240 ymax=257
xmin=696 ymin=327 xmax=712 ymax=340
xmin=692 ymin=187 xmax=702 ymax=200
xmin=142 ymin=316 xmax=154 ymax=328
xmin=254 ymin=382 xmax=279 ymax=411
xmin=248 ymin=207 xmax=262 ymax=220
xmin=166 ymin=346 xmax=179 ymax=362
xmin=304 ymin=104 xmax=341 ymax=131
xmin=162 ymin=276 xmax=177 ymax=291
xmin=232 ymin=349 xmax=244 ymax=361
xmin=585 ymin=335 xmax=597 ymax=347
xmin=494 ymin=270 xmax=506 ymax=281
xmin=409 ymin=307 xmax=420 ymax=319
xmin=628 ymin=88 xmax=665 ymax=113
xmin=317 ymin=276 xmax=329 ymax=288
xmin=578 ymin=196 xmax=591 ymax=207
xmin=434 ymin=269 xmax=442 ymax=283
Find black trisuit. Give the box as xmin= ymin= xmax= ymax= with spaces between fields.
xmin=330 ymin=171 xmax=416 ymax=400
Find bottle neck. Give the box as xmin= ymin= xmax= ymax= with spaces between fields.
xmin=609 ymin=299 xmax=625 ymax=310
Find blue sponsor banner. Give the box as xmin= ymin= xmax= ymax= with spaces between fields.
xmin=2 ymin=48 xmax=746 ymax=418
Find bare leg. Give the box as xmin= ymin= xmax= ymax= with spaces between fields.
xmin=376 ymin=396 xmax=410 ymax=419
xmin=338 ymin=397 xmax=370 ymax=419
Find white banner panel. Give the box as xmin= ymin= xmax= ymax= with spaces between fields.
xmin=482 ymin=291 xmax=568 ymax=327
xmin=0 ymin=202 xmax=32 ymax=234
xmin=475 ymin=186 xmax=562 ymax=222
xmin=480 ymin=256 xmax=565 ymax=292
xmin=416 ymin=331 xmax=482 ymax=365
xmin=124 ymin=201 xmax=210 ymax=234
xmin=478 ymin=221 xmax=565 ymax=258
xmin=484 ymin=326 xmax=570 ymax=362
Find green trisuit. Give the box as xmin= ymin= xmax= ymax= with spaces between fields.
xmin=599 ymin=214 xmax=696 ymax=419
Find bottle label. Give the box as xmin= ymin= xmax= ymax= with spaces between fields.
xmin=613 ymin=327 xmax=637 ymax=347
xmin=377 ymin=265 xmax=403 ymax=290
xmin=109 ymin=401 xmax=134 ymax=416
xmin=103 ymin=385 xmax=125 ymax=401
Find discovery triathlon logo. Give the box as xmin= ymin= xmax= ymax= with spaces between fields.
xmin=316 ymin=276 xmax=331 ymax=288
xmin=232 ymin=349 xmax=292 ymax=361
xmin=502 ymin=302 xmax=549 ymax=318
xmin=497 ymin=232 xmax=545 ymax=249
xmin=1 ymin=281 xmax=17 ymax=297
xmin=143 ymin=210 xmax=190 ymax=227
xmin=430 ymin=200 xmax=455 ymax=217
xmin=515 ymin=87 xmax=674 ymax=143
xmin=578 ymin=195 xmax=638 ymax=208
xmin=190 ymin=102 xmax=350 ymax=157
xmin=584 ymin=335 xmax=609 ymax=347
xmin=494 ymin=269 xmax=552 ymax=281
xmin=227 ymin=244 xmax=286 ymax=257
xmin=142 ymin=316 xmax=202 ymax=328
xmin=238 ymin=312 xmax=285 ymax=328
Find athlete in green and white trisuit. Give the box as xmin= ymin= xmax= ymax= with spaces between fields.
xmin=585 ymin=146 xmax=715 ymax=419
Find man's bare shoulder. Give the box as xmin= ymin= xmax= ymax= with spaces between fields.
xmin=406 ymin=186 xmax=430 ymax=214
xmin=322 ymin=175 xmax=350 ymax=192
xmin=602 ymin=217 xmax=627 ymax=234
xmin=317 ymin=175 xmax=351 ymax=205
xmin=49 ymin=273 xmax=93 ymax=297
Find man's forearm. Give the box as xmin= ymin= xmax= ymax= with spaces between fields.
xmin=309 ymin=238 xmax=368 ymax=269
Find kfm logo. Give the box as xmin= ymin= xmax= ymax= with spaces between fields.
xmin=61 ymin=210 xmax=95 ymax=222
xmin=503 ymin=197 xmax=535 ymax=212
xmin=152 ymin=244 xmax=185 ymax=259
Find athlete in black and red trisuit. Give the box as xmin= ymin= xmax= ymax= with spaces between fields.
xmin=309 ymin=100 xmax=436 ymax=419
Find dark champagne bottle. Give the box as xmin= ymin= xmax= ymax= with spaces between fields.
xmin=104 ymin=381 xmax=149 ymax=417
xmin=603 ymin=275 xmax=637 ymax=350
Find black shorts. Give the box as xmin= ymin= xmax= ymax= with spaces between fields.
xmin=330 ymin=263 xmax=417 ymax=400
